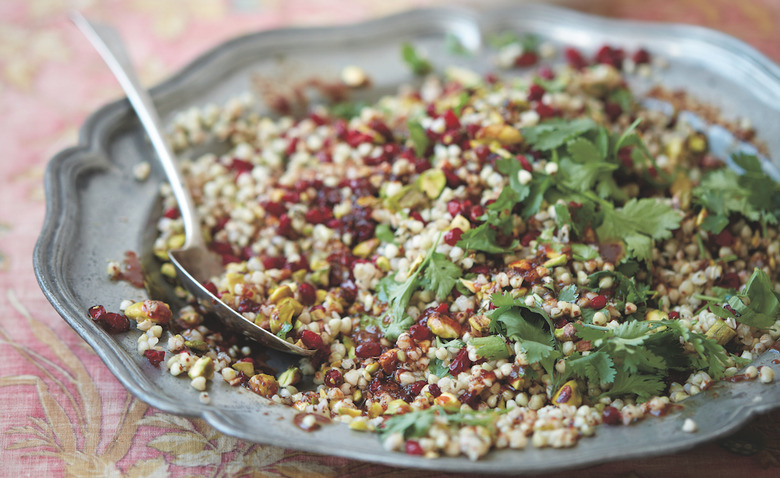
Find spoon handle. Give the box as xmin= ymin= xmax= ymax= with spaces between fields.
xmin=71 ymin=11 xmax=203 ymax=250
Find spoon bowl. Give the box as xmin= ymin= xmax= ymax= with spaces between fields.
xmin=71 ymin=12 xmax=314 ymax=356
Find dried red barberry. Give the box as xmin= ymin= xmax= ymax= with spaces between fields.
xmin=589 ymin=295 xmax=608 ymax=309
xmin=443 ymin=227 xmax=464 ymax=246
xmin=163 ymin=207 xmax=180 ymax=219
xmin=144 ymin=349 xmax=165 ymax=368
xmin=262 ymin=256 xmax=284 ymax=271
xmin=324 ymin=368 xmax=343 ymax=387
xmin=602 ymin=406 xmax=622 ymax=425
xmin=262 ymin=201 xmax=285 ymax=217
xmin=527 ymin=83 xmax=545 ymax=102
xmin=514 ymin=51 xmax=538 ymax=67
xmin=355 ymin=341 xmax=382 ymax=359
xmin=535 ymin=103 xmax=558 ymax=119
xmin=277 ymin=214 xmax=294 ymax=237
xmin=449 ymin=347 xmax=471 ymax=376
xmin=564 ymin=47 xmax=588 ymax=69
xmin=442 ymin=109 xmax=461 ymax=129
xmin=304 ymin=207 xmax=333 ymax=225
xmin=632 ymin=48 xmax=651 ymax=65
xmin=428 ymin=383 xmax=442 ymax=397
xmin=89 ymin=305 xmax=130 ymax=334
xmin=404 ymin=380 xmax=427 ymax=399
xmin=405 ymin=440 xmax=424 ymax=455
xmin=443 ymin=169 xmax=462 ymax=188
xmin=595 ymin=45 xmax=625 ymax=68
xmin=298 ymin=282 xmax=316 ymax=306
xmin=231 ymin=158 xmax=254 ymax=176
xmin=301 ymin=330 xmax=324 ymax=350
xmin=409 ymin=323 xmax=433 ymax=342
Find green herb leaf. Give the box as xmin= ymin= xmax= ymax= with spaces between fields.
xmin=429 ymin=357 xmax=451 ymax=378
xmin=380 ymin=237 xmax=441 ymax=340
xmin=276 ymin=322 xmax=292 ymax=339
xmin=522 ymin=118 xmax=597 ymax=151
xmin=489 ymin=294 xmax=558 ymax=365
xmin=727 ymin=268 xmax=779 ymax=329
xmin=596 ymin=198 xmax=682 ymax=262
xmin=330 ymin=100 xmax=368 ymax=119
xmin=496 ymin=156 xmax=532 ymax=200
xmin=557 ymin=284 xmax=579 ymax=303
xmin=571 ymin=243 xmax=599 ymax=261
xmin=445 ymin=33 xmax=470 ymax=56
xmin=408 ymin=119 xmax=430 ymax=157
xmin=378 ymin=407 xmax=505 ymax=442
xmin=456 ymin=223 xmax=518 ymax=254
xmin=423 ymin=253 xmax=462 ymax=300
xmin=470 ymin=336 xmax=510 ymax=360
xmin=586 ymin=269 xmax=650 ymax=305
xmin=375 ymin=223 xmax=396 ymax=245
xmin=598 ymin=369 xmax=665 ymax=402
xmin=567 ymin=137 xmax=603 ymax=163
xmin=565 ymin=351 xmax=616 ymax=384
xmin=401 ymin=42 xmax=432 ymax=75
xmin=378 ymin=408 xmax=437 ymax=440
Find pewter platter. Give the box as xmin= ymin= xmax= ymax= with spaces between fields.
xmin=34 ymin=4 xmax=780 ymax=474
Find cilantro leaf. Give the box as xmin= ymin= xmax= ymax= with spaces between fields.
xmin=379 ymin=407 xmax=505 ymax=442
xmin=557 ymin=284 xmax=578 ymax=303
xmin=496 ymin=156 xmax=532 ymax=200
xmin=400 ymin=43 xmax=432 ymax=75
xmin=423 ymin=253 xmax=461 ymax=300
xmin=470 ymin=336 xmax=510 ymax=360
xmin=378 ymin=407 xmax=437 ymax=440
xmin=598 ymin=198 xmax=681 ymax=241
xmin=571 ymin=243 xmax=599 ymax=261
xmin=559 ymin=157 xmax=622 ymax=200
xmin=732 ymin=152 xmax=780 ymax=217
xmin=407 ymin=119 xmax=430 ymax=157
xmin=445 ymin=32 xmax=470 ymax=56
xmin=607 ymin=88 xmax=634 ymax=114
xmin=596 ymin=198 xmax=681 ymax=262
xmin=429 ymin=358 xmax=451 ymax=378
xmin=482 ymin=187 xmax=521 ymax=235
xmin=565 ymin=351 xmax=616 ymax=384
xmin=587 ymin=269 xmax=650 ymax=305
xmin=489 ymin=294 xmax=559 ymax=366
xmin=380 ymin=237 xmax=441 ymax=340
xmin=567 ymin=137 xmax=603 ymax=163
xmin=521 ymin=174 xmax=554 ymax=218
xmin=330 ymin=100 xmax=368 ymax=119
xmin=522 ymin=118 xmax=597 ymax=151
xmin=276 ymin=321 xmax=292 ymax=339
xmin=375 ymin=223 xmax=396 ymax=244
xmin=727 ymin=268 xmax=779 ymax=329
xmin=660 ymin=320 xmax=731 ymax=379
xmin=456 ymin=223 xmax=517 ymax=254
xmin=597 ymin=369 xmax=665 ymax=402
xmin=693 ymin=152 xmax=780 ymax=234
xmin=488 ymin=32 xmax=538 ymax=51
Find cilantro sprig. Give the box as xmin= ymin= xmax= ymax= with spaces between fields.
xmin=401 ymin=42 xmax=432 ymax=76
xmin=694 ymin=152 xmax=780 ymax=234
xmin=378 ymin=406 xmax=504 ymax=442
xmin=378 ymin=235 xmax=462 ymax=340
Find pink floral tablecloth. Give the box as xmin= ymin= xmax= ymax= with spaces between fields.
xmin=3 ymin=1 xmax=780 ymax=476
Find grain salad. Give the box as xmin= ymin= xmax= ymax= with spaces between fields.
xmin=92 ymin=38 xmax=780 ymax=460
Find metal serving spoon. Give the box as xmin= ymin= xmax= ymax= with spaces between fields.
xmin=71 ymin=12 xmax=314 ymax=356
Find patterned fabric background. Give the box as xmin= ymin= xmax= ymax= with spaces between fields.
xmin=2 ymin=1 xmax=780 ymax=476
